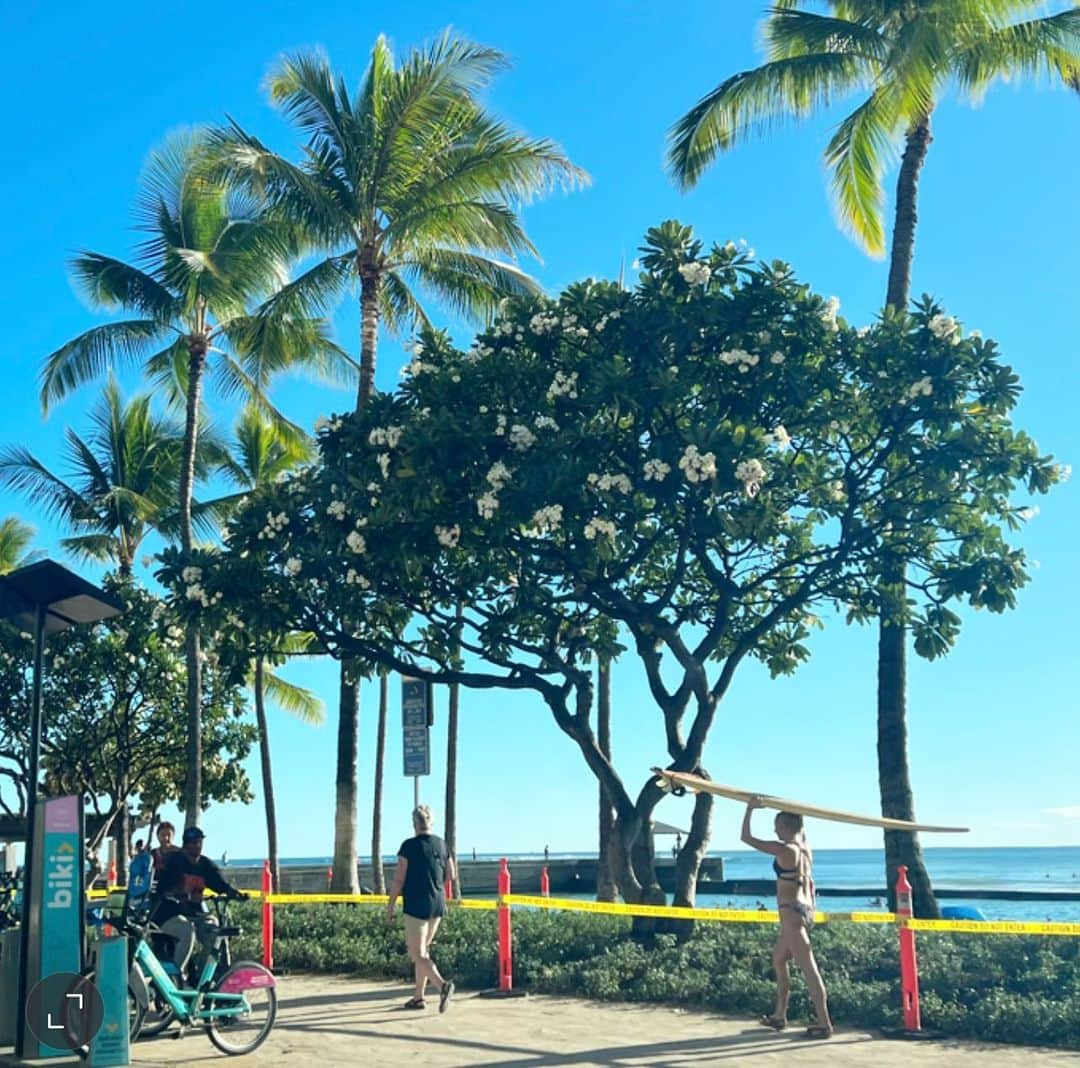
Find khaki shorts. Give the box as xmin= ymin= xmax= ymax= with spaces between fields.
xmin=404 ymin=913 xmax=441 ymax=953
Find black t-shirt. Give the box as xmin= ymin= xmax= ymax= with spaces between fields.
xmin=397 ymin=834 xmax=449 ymax=920
xmin=153 ymin=850 xmax=234 ymax=922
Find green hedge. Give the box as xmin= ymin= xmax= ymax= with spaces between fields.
xmin=229 ymin=903 xmax=1080 ymax=1050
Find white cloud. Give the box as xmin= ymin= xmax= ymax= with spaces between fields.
xmin=1044 ymin=806 xmax=1080 ymax=819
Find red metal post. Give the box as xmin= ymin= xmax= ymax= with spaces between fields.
xmin=108 ymin=859 xmax=117 ymax=887
xmin=262 ymin=860 xmax=274 ymax=971
xmin=497 ymin=858 xmax=513 ymax=991
xmin=895 ymin=865 xmax=921 ymax=1031
xmin=327 ymin=865 xmax=333 ymax=889
xmin=444 ymin=878 xmax=454 ymax=900
xmin=540 ymin=866 xmax=550 ymax=897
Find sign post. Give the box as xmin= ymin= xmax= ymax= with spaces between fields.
xmin=401 ymin=677 xmax=431 ymax=805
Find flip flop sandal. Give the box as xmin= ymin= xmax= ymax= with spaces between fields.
xmin=759 ymin=1015 xmax=787 ymax=1031
xmin=804 ymin=1024 xmax=833 ymax=1039
xmin=403 ymin=997 xmax=426 ymax=1010
xmin=439 ymin=980 xmax=455 ymax=1014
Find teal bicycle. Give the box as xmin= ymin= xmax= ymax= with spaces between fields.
xmin=82 ymin=898 xmax=277 ymax=1055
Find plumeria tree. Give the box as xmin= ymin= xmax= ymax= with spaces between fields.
xmin=163 ymin=223 xmax=1060 ymax=906
xmin=0 ymin=577 xmax=255 ymax=877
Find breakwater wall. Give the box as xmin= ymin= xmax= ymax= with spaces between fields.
xmin=224 ymin=856 xmax=724 ymax=895
xmin=221 ymin=858 xmax=1080 ymax=903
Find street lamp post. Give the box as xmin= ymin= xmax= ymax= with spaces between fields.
xmin=0 ymin=560 xmax=124 ymax=1057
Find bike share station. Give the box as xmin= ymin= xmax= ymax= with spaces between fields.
xmin=0 ymin=562 xmax=130 ymax=1065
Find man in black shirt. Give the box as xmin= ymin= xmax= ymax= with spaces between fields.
xmin=387 ymin=804 xmax=457 ymax=1012
xmin=154 ymin=826 xmax=247 ymax=975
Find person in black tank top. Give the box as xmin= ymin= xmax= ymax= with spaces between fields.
xmin=741 ymin=797 xmax=832 ymax=1039
xmin=387 ymin=804 xmax=458 ymax=1012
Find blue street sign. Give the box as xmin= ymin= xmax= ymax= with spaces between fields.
xmin=401 ymin=677 xmax=430 ymax=777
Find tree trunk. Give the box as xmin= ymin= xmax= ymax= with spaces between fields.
xmin=878 ymin=114 xmax=940 ymax=917
xmin=370 ymin=672 xmax=387 ymax=894
xmin=253 ymin=658 xmax=280 ymax=893
xmin=180 ymin=336 xmax=208 ymax=825
xmin=331 ymin=669 xmax=360 ymax=893
xmin=596 ymin=658 xmax=618 ymax=903
xmin=330 ymin=271 xmax=381 ymax=891
xmin=358 ymin=271 xmax=379 ymax=407
xmin=885 ymin=113 xmax=932 ymax=311
xmin=445 ymin=673 xmax=460 ymax=898
xmin=115 ymin=802 xmax=130 ymax=888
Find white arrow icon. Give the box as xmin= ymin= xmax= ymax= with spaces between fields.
xmin=45 ymin=994 xmax=83 ymax=1029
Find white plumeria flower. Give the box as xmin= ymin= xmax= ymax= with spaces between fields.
xmin=734 ymin=458 xmax=768 ymax=497
xmin=326 ymin=500 xmax=347 ymax=520
xmin=346 ymin=531 xmax=367 ymax=555
xmin=526 ymin=504 xmax=564 ymax=536
xmin=643 ymin=458 xmax=671 ymax=482
xmin=509 ymin=424 xmax=537 ymax=451
xmin=678 ymin=445 xmax=717 ymax=484
xmin=435 ymin=524 xmax=461 ymax=548
xmin=181 ymin=566 xmax=202 ymax=583
xmin=764 ymin=425 xmax=791 ymax=452
xmin=822 ymin=296 xmax=841 ymax=329
xmin=477 ymin=492 xmax=500 ymax=519
xmin=376 ymin=453 xmax=391 ymax=479
xmin=546 ymin=370 xmax=579 ymax=401
xmin=284 ymin=557 xmax=303 ymax=576
xmin=486 ymin=461 xmax=512 ymax=490
xmin=826 ymin=478 xmax=846 ymax=502
xmin=928 ymin=313 xmax=960 ymax=342
xmin=907 ymin=377 xmax=933 ymax=399
xmin=584 ymin=517 xmax=617 ymax=541
xmin=678 ymin=261 xmax=711 ymax=286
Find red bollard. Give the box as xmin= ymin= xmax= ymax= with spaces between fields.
xmin=108 ymin=859 xmax=117 ymax=887
xmin=540 ymin=866 xmax=550 ymax=897
xmin=444 ymin=878 xmax=454 ymax=900
xmin=896 ymin=865 xmax=922 ymax=1031
xmin=327 ymin=865 xmax=333 ymax=889
xmin=497 ymin=858 xmax=513 ymax=991
xmin=262 ymin=860 xmax=274 ymax=970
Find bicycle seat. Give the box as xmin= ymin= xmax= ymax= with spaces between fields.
xmin=217 ymin=926 xmax=242 ymax=938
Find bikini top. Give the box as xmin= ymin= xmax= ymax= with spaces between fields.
xmin=773 ymin=844 xmax=805 ymax=882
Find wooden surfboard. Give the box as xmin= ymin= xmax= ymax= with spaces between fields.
xmin=651 ymin=768 xmax=969 ymax=833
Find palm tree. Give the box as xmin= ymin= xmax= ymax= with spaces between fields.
xmin=668 ymin=1 xmax=1080 ymax=916
xmin=40 ymin=131 xmax=345 ymax=826
xmin=213 ymin=31 xmax=586 ymax=891
xmin=221 ymin=407 xmax=323 ymax=892
xmin=0 ymin=517 xmax=36 ymax=574
xmin=0 ymin=379 xmax=221 ymax=575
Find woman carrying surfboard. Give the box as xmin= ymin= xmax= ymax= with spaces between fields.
xmin=741 ymin=797 xmax=832 ymax=1039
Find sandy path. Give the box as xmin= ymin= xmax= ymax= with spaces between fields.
xmin=112 ymin=974 xmax=1080 ymax=1067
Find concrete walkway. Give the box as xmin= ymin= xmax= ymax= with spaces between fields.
xmin=5 ymin=974 xmax=1078 ymax=1066
xmin=114 ymin=974 xmax=1076 ymax=1067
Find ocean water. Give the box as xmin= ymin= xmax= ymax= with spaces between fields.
xmin=229 ymin=846 xmax=1080 ymax=922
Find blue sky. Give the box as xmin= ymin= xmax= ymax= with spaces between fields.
xmin=3 ymin=2 xmax=1077 ymax=860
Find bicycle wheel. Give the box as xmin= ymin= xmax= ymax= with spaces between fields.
xmin=137 ymin=988 xmax=175 ymax=1037
xmin=74 ymin=969 xmax=145 ymax=1042
xmin=204 ymin=962 xmax=277 ymax=1056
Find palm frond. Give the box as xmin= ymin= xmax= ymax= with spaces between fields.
xmin=0 ymin=517 xmax=37 ymax=574
xmin=402 ymin=247 xmax=542 ymax=323
xmin=40 ymin=320 xmax=170 ymax=411
xmin=69 ymin=253 xmax=180 ymax=321
xmin=380 ymin=269 xmax=433 ymax=336
xmin=765 ymin=8 xmax=890 ymax=62
xmin=667 ymin=52 xmax=872 ymax=189
xmin=259 ymin=668 xmax=325 ymax=723
xmin=954 ymin=9 xmax=1080 ymax=100
xmin=0 ymin=447 xmax=87 ymax=525
xmin=824 ymin=87 xmax=903 ymax=257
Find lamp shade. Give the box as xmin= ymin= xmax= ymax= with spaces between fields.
xmin=0 ymin=559 xmax=125 ymax=634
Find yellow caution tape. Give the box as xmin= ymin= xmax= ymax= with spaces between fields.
xmin=454 ymin=899 xmax=498 ymax=911
xmin=905 ymin=918 xmax=1080 ymax=937
xmin=506 ymin=894 xmax=778 ymax=922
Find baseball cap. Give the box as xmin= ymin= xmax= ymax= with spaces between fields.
xmin=182 ymin=826 xmax=206 ymax=841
